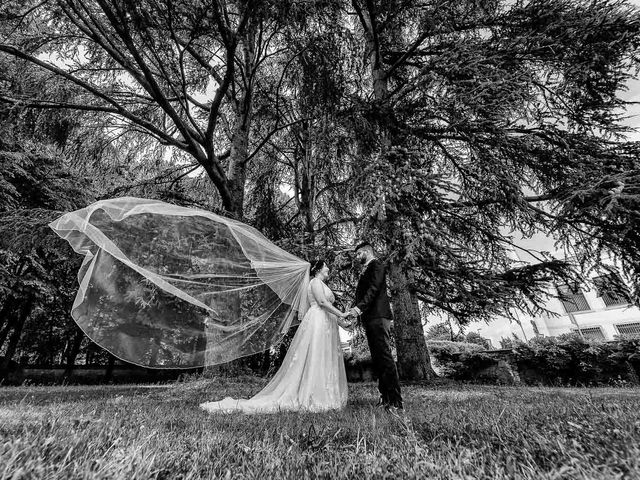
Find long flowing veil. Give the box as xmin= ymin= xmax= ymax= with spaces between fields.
xmin=49 ymin=197 xmax=310 ymax=368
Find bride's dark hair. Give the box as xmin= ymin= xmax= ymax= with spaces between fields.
xmin=309 ymin=259 xmax=326 ymax=277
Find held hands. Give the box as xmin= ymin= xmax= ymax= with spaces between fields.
xmin=341 ymin=308 xmax=359 ymax=318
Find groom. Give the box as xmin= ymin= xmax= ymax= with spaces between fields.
xmin=348 ymin=241 xmax=403 ymax=412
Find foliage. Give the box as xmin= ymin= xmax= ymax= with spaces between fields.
xmin=0 ymin=0 xmax=356 ymax=217
xmin=428 ymin=335 xmax=640 ymax=386
xmin=425 ymin=321 xmax=492 ymax=348
xmin=344 ymin=335 xmax=373 ymax=368
xmin=335 ymin=0 xmax=640 ymax=379
xmin=0 ymin=136 xmax=95 ymax=369
xmin=499 ymin=335 xmax=521 ymax=349
xmin=510 ymin=335 xmax=640 ymax=386
xmin=427 ymin=340 xmax=485 ymax=377
xmin=464 ymin=331 xmax=493 ymax=350
xmin=425 ymin=321 xmax=461 ymax=341
xmin=351 ymin=0 xmax=640 ymax=327
xmin=427 ymin=340 xmax=485 ymax=355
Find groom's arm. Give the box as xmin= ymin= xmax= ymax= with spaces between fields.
xmin=352 ymin=260 xmax=385 ymax=315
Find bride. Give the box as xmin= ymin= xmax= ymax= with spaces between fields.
xmin=200 ymin=259 xmax=351 ymax=414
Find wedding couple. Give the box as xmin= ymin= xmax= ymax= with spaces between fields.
xmin=49 ymin=198 xmax=402 ymax=414
xmin=199 ymin=241 xmax=403 ymax=415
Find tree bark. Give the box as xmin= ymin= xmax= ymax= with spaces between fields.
xmin=0 ymin=295 xmax=15 ymax=322
xmin=225 ymin=92 xmax=252 ymax=217
xmin=85 ymin=343 xmax=95 ymax=365
xmin=104 ymin=353 xmax=116 ymax=382
xmin=0 ymin=316 xmax=15 ymax=350
xmin=0 ymin=296 xmax=17 ymax=347
xmin=226 ymin=115 xmax=249 ymax=218
xmin=63 ymin=329 xmax=85 ymax=378
xmin=0 ymin=295 xmax=34 ymax=375
xmin=388 ymin=265 xmax=435 ymax=380
xmin=296 ymin=120 xmax=315 ymax=237
xmin=223 ymin=2 xmax=257 ymax=219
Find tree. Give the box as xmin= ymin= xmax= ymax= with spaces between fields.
xmin=425 ymin=321 xmax=461 ymax=342
xmin=0 ymin=0 xmax=339 ymax=374
xmin=347 ymin=0 xmax=640 ymax=379
xmin=3 ymin=0 xmax=640 ymax=383
xmin=463 ymin=332 xmax=492 ymax=350
xmin=0 ymin=137 xmax=93 ymax=377
xmin=0 ymin=53 xmax=206 ymax=373
xmin=0 ymin=0 xmax=284 ymax=217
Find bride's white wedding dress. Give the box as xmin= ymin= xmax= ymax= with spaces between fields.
xmin=199 ymin=278 xmax=348 ymax=413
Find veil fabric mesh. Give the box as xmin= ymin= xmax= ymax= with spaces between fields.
xmin=49 ymin=197 xmax=310 ymax=368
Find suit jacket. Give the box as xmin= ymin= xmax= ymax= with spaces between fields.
xmin=354 ymin=258 xmax=393 ymax=321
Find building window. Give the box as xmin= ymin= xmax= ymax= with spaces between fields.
xmin=616 ymin=322 xmax=640 ymax=339
xmin=577 ymin=326 xmax=605 ymax=341
xmin=557 ymin=282 xmax=590 ymax=313
xmin=593 ymin=273 xmax=630 ymax=307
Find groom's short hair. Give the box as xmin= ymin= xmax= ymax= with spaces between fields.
xmin=354 ymin=241 xmax=373 ymax=253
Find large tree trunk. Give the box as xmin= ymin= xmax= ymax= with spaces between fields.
xmin=226 ymin=112 xmax=250 ymax=218
xmin=204 ymin=17 xmax=256 ymax=374
xmin=388 ymin=265 xmax=435 ymax=380
xmin=359 ymin=5 xmax=435 ymax=381
xmin=295 ymin=120 xmax=315 ymax=237
xmin=225 ymin=6 xmax=256 ymax=220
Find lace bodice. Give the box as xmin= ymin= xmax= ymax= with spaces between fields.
xmin=308 ymin=279 xmax=335 ymax=307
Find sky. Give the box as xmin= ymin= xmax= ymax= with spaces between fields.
xmin=622 ymin=0 xmax=640 ymax=140
xmin=620 ymin=77 xmax=640 ymax=142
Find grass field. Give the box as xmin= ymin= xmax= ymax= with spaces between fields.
xmin=1 ymin=377 xmax=639 ymax=479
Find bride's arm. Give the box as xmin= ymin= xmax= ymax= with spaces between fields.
xmin=310 ymin=279 xmax=346 ymax=317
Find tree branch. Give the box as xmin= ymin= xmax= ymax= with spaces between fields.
xmin=244 ymin=118 xmax=306 ymax=165
xmin=0 ymin=44 xmax=188 ymax=149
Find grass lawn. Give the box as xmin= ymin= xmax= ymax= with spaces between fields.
xmin=1 ymin=377 xmax=639 ymax=479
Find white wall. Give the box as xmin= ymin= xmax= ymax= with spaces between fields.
xmin=468 ymin=274 xmax=640 ymax=346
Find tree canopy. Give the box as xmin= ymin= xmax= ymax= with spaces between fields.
xmin=1 ymin=0 xmax=640 ymax=380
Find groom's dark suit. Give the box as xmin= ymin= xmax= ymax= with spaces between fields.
xmin=354 ymin=259 xmax=402 ymax=408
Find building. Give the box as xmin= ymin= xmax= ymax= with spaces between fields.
xmin=469 ymin=232 xmax=640 ymax=346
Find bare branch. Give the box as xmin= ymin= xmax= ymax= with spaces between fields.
xmin=244 ymin=118 xmax=306 ymax=165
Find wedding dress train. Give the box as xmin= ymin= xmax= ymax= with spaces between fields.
xmin=200 ymin=278 xmax=348 ymax=414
